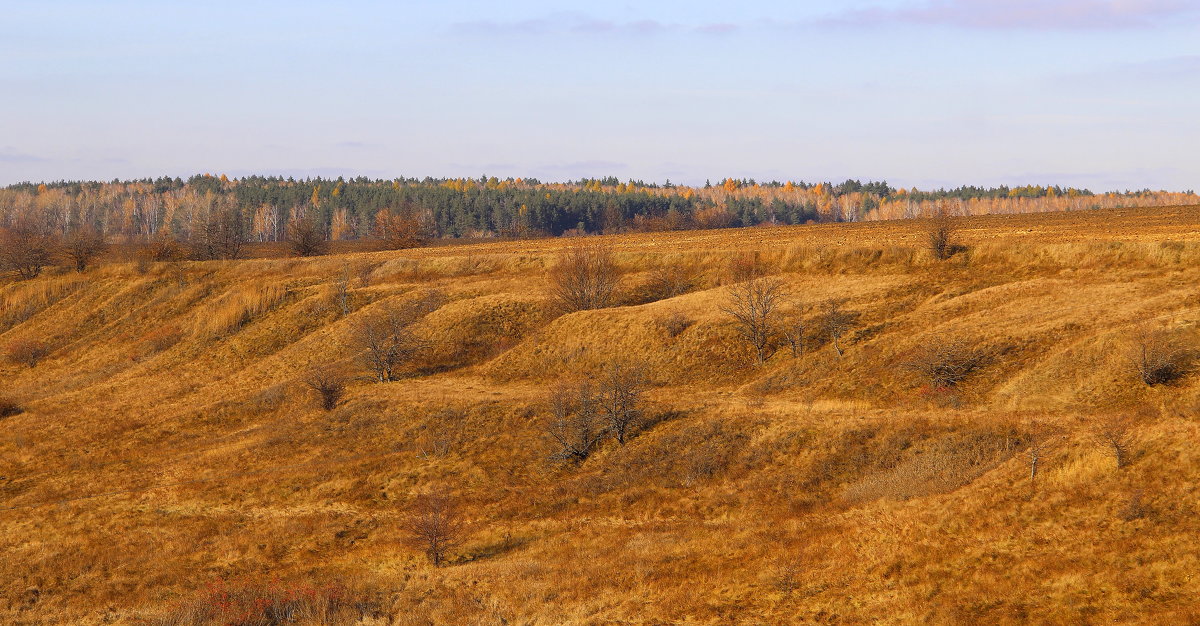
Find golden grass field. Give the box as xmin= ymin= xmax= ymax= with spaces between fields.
xmin=4 ymin=206 xmax=1200 ymax=624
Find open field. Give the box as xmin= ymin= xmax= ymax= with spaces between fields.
xmin=4 ymin=205 xmax=1200 ymax=624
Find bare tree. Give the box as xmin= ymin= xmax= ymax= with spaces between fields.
xmin=820 ymin=299 xmax=856 ymax=357
xmin=403 ymin=490 xmax=466 ymax=566
xmin=1025 ymin=420 xmax=1063 ymax=494
xmin=350 ymin=302 xmax=439 ymax=382
xmin=63 ymin=225 xmax=107 ymax=272
xmin=304 ymin=368 xmax=346 ymax=410
xmin=782 ymin=310 xmax=806 ymax=358
xmin=903 ymin=338 xmax=991 ymax=388
xmin=334 ymin=266 xmax=352 ymax=316
xmin=0 ymin=223 xmax=56 ymax=280
xmin=1093 ymin=415 xmax=1135 ymax=469
xmin=546 ymin=380 xmax=608 ymax=463
xmin=288 ymin=216 xmax=329 ymax=257
xmin=723 ymin=277 xmax=785 ymax=365
xmin=597 ymin=360 xmax=648 ymax=444
xmin=550 ymin=243 xmax=619 ymax=313
xmin=926 ymin=208 xmax=958 ymax=260
xmin=1128 ymin=326 xmax=1192 ymax=386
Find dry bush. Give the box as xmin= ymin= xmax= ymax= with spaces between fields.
xmin=0 ymin=223 xmax=56 ymax=279
xmin=62 ymin=225 xmax=107 ymax=272
xmin=1093 ymin=415 xmax=1135 ymax=469
xmin=1128 ymin=326 xmax=1192 ymax=386
xmin=6 ymin=339 xmax=50 ymax=368
xmin=903 ymin=338 xmax=991 ymax=389
xmin=728 ymin=251 xmax=769 ymax=283
xmin=305 ymin=368 xmax=347 ymax=411
xmin=546 ymin=379 xmax=608 ymax=463
xmin=143 ymin=236 xmax=188 ymax=263
xmin=597 ymin=360 xmax=648 ymax=444
xmin=1119 ymin=489 xmax=1149 ymax=522
xmin=150 ymin=577 xmax=376 ymax=625
xmin=843 ymin=428 xmax=1017 ymax=503
xmin=333 ymin=266 xmax=353 ymax=316
xmin=0 ymin=397 xmax=22 ymax=418
xmin=372 ymin=212 xmax=426 ymax=250
xmin=723 ymin=277 xmax=785 ymax=364
xmin=644 ymin=263 xmax=698 ymax=301
xmin=287 ymin=216 xmax=329 ymax=257
xmin=926 ymin=208 xmax=958 ymax=260
xmin=404 ymin=490 xmax=467 ymax=566
xmin=659 ymin=310 xmax=693 ymax=338
xmin=140 ymin=324 xmax=185 ymax=353
xmin=550 ymin=242 xmax=619 ymax=313
xmin=820 ymin=299 xmax=856 ymax=357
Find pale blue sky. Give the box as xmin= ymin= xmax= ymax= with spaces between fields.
xmin=2 ymin=0 xmax=1197 ymax=190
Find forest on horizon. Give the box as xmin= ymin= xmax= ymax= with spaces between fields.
xmin=1 ymin=174 xmax=1196 ymax=250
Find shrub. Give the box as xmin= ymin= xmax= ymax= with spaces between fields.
xmin=820 ymin=299 xmax=856 ymax=357
xmin=728 ymin=251 xmax=768 ymax=283
xmin=6 ymin=339 xmax=50 ymax=368
xmin=644 ymin=263 xmax=697 ymax=301
xmin=926 ymin=208 xmax=958 ymax=260
xmin=287 ymin=216 xmax=329 ymax=257
xmin=372 ymin=212 xmax=427 ymax=250
xmin=549 ymin=242 xmax=619 ymax=313
xmin=350 ymin=295 xmax=444 ymax=382
xmin=140 ymin=325 xmax=184 ymax=353
xmin=305 ymin=368 xmax=346 ymax=411
xmin=1128 ymin=326 xmax=1192 ymax=386
xmin=63 ymin=225 xmax=107 ymax=272
xmin=660 ymin=310 xmax=693 ymax=338
xmin=903 ymin=338 xmax=991 ymax=388
xmin=0 ymin=223 xmax=56 ymax=280
xmin=151 ymin=577 xmax=375 ymax=625
xmin=0 ymin=397 xmax=22 ymax=418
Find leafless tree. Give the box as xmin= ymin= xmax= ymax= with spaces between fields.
xmin=288 ymin=216 xmax=329 ymax=257
xmin=351 ymin=301 xmax=440 ymax=382
xmin=403 ymin=490 xmax=466 ymax=566
xmin=926 ymin=207 xmax=958 ymax=260
xmin=1025 ymin=420 xmax=1063 ymax=493
xmin=190 ymin=206 xmax=245 ymax=260
xmin=1128 ymin=326 xmax=1192 ymax=386
xmin=304 ymin=367 xmax=346 ymax=410
xmin=782 ymin=310 xmax=806 ymax=358
xmin=546 ymin=379 xmax=608 ymax=463
xmin=0 ymin=223 xmax=56 ymax=280
xmin=723 ymin=277 xmax=785 ymax=364
xmin=550 ymin=242 xmax=619 ymax=313
xmin=63 ymin=225 xmax=107 ymax=272
xmin=820 ymin=299 xmax=856 ymax=357
xmin=597 ymin=360 xmax=648 ymax=444
xmin=334 ymin=266 xmax=352 ymax=316
xmin=1093 ymin=415 xmax=1135 ymax=469
xmin=903 ymin=338 xmax=991 ymax=388
xmin=372 ymin=212 xmax=427 ymax=250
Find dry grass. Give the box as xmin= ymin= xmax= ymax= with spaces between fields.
xmin=3 ymin=205 xmax=1200 ymax=624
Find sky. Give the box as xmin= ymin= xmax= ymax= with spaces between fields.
xmin=1 ymin=0 xmax=1197 ymax=191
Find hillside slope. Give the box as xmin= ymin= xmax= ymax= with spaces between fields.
xmin=3 ymin=206 xmax=1200 ymax=624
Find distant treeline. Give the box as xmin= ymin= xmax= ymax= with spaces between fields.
xmin=1 ymin=175 xmax=1195 ymax=244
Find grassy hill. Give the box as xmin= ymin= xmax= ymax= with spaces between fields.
xmin=3 ymin=206 xmax=1200 ymax=624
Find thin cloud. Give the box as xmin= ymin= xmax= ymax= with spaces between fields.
xmin=823 ymin=0 xmax=1200 ymax=30
xmin=452 ymin=13 xmax=674 ymax=37
xmin=0 ymin=148 xmax=46 ymax=163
